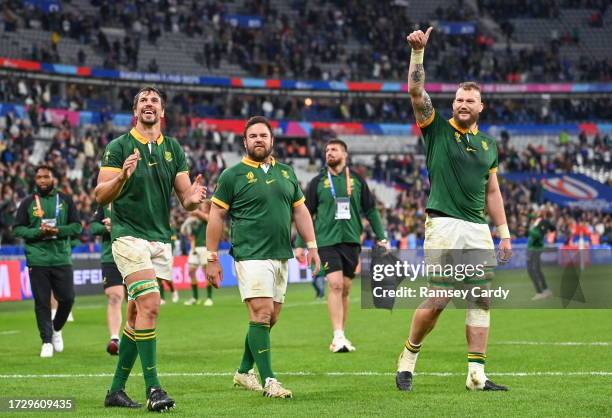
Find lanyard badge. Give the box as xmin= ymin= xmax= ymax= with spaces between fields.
xmin=328 ymin=167 xmax=352 ymax=220
xmin=36 ymin=194 xmax=61 ymax=240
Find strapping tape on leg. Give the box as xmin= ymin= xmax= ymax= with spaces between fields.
xmin=465 ymin=308 xmax=490 ymax=327
xmin=127 ymin=279 xmax=159 ymax=301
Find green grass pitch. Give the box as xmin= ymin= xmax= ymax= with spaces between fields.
xmin=1 ymin=277 xmax=611 ymax=417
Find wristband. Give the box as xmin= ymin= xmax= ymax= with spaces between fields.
xmin=207 ymin=251 xmax=219 ymax=262
xmin=306 ymin=241 xmax=318 ymax=249
xmin=497 ymin=224 xmax=511 ymax=240
xmin=411 ymin=49 xmax=424 ymax=64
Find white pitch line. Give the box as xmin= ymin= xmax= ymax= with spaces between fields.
xmin=496 ymin=341 xmax=611 ymax=346
xmin=0 ymin=330 xmax=20 ymax=335
xmin=1 ymin=371 xmax=611 ymax=379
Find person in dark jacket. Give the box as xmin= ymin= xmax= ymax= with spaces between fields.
xmin=13 ymin=165 xmax=82 ymax=358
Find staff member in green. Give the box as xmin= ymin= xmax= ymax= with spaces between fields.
xmin=184 ymin=199 xmax=213 ymax=306
xmin=206 ymin=116 xmax=320 ymax=399
xmin=13 ymin=165 xmax=82 ymax=358
xmin=95 ymin=86 xmax=206 ymax=411
xmin=90 ymin=203 xmax=125 ymax=355
xmin=395 ymin=27 xmax=512 ymax=393
xmin=527 ymin=208 xmax=556 ymax=300
xmin=296 ymin=139 xmax=387 ymax=353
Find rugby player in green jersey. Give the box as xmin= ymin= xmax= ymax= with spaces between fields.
xmin=296 ymin=139 xmax=388 ymax=353
xmin=395 ymin=28 xmax=512 ymax=392
xmin=95 ymin=86 xmax=206 ymax=411
xmin=206 ymin=116 xmax=320 ymax=398
xmin=184 ymin=200 xmax=214 ymax=306
xmin=527 ymin=208 xmax=556 ymax=300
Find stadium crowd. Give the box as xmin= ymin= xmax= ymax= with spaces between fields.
xmin=2 ymin=77 xmax=611 ymax=125
xmin=1 ymin=0 xmax=610 ymax=82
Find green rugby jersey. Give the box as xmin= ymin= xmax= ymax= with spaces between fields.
xmin=100 ymin=128 xmax=189 ymax=243
xmin=13 ymin=189 xmax=82 ymax=266
xmin=297 ymin=167 xmax=386 ymax=247
xmin=90 ymin=204 xmax=113 ymax=263
xmin=527 ymin=218 xmax=555 ymax=249
xmin=211 ymin=157 xmax=305 ymax=261
xmin=193 ymin=220 xmax=207 ymax=247
xmin=419 ymin=111 xmax=498 ymax=224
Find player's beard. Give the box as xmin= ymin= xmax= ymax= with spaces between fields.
xmin=36 ymin=183 xmax=53 ymax=196
xmin=327 ymin=157 xmax=344 ymax=169
xmin=246 ymin=143 xmax=272 ymax=162
xmin=138 ymin=109 xmax=159 ymax=127
xmin=452 ymin=110 xmax=479 ymax=130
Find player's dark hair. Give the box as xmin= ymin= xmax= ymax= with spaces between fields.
xmin=243 ymin=116 xmax=274 ymax=139
xmin=325 ymin=139 xmax=348 ymax=152
xmin=35 ymin=164 xmax=55 ymax=177
xmin=132 ymin=86 xmax=166 ymax=110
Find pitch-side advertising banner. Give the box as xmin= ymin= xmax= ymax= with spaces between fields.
xmin=1 ymin=255 xmax=307 ymax=302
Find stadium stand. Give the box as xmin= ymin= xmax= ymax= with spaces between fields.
xmin=0 ymin=0 xmax=609 ymax=81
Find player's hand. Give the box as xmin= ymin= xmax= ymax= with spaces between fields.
xmin=186 ymin=174 xmax=207 ymax=207
xmin=407 ymin=26 xmax=433 ymax=50
xmin=294 ymin=247 xmax=305 ymax=263
xmin=205 ymin=260 xmax=223 ymax=288
xmin=40 ymin=224 xmax=58 ymax=237
xmin=307 ymin=248 xmax=321 ymax=276
xmin=120 ymin=151 xmax=139 ymax=181
xmin=40 ymin=224 xmax=50 ymax=235
xmin=497 ymin=238 xmax=512 ymax=264
xmin=102 ymin=217 xmax=112 ymax=232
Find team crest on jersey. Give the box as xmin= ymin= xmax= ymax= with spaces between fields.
xmin=164 ymin=151 xmax=173 ymax=162
xmin=133 ymin=148 xmax=142 ymax=160
xmin=246 ymin=171 xmax=257 ymax=183
xmin=481 ymin=140 xmax=489 ymax=151
xmin=454 ymin=132 xmax=461 ymax=142
xmin=32 ymin=207 xmax=44 ymax=218
xmin=281 ymin=170 xmax=290 ymax=179
xmin=323 ymin=178 xmax=331 ymax=188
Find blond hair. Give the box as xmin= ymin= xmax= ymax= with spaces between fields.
xmin=458 ymin=81 xmax=482 ymax=93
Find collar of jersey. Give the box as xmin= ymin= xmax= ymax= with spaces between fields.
xmin=242 ymin=156 xmax=276 ymax=168
xmin=130 ymin=127 xmax=164 ymax=145
xmin=448 ymin=118 xmax=478 ymax=135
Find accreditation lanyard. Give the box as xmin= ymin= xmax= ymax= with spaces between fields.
xmin=327 ymin=167 xmax=352 ymax=199
xmin=34 ymin=194 xmax=60 ymax=219
xmin=328 ymin=167 xmax=352 ymax=220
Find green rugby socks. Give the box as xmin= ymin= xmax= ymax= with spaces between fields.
xmin=135 ymin=328 xmax=161 ymax=394
xmin=247 ymin=322 xmax=274 ymax=382
xmin=238 ymin=333 xmax=255 ymax=374
xmin=109 ymin=326 xmax=139 ymax=392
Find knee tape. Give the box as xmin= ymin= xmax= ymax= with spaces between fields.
xmin=465 ymin=309 xmax=490 ymax=327
xmin=126 ymin=279 xmax=159 ymax=301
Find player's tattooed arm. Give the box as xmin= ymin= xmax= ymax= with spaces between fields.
xmin=406 ymin=27 xmax=434 ymax=124
xmin=408 ymin=65 xmax=434 ymax=123
xmin=419 ymin=91 xmax=434 ymax=120
xmin=410 ymin=64 xmax=424 ymax=84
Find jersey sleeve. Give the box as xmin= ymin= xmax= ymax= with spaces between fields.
xmin=290 ymin=168 xmax=305 ymax=208
xmin=211 ymin=170 xmax=233 ymax=210
xmin=175 ymin=141 xmax=189 ymax=176
xmin=417 ymin=110 xmax=441 ymax=143
xmin=489 ymin=139 xmax=499 ymax=173
xmin=100 ymin=139 xmax=124 ymax=172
